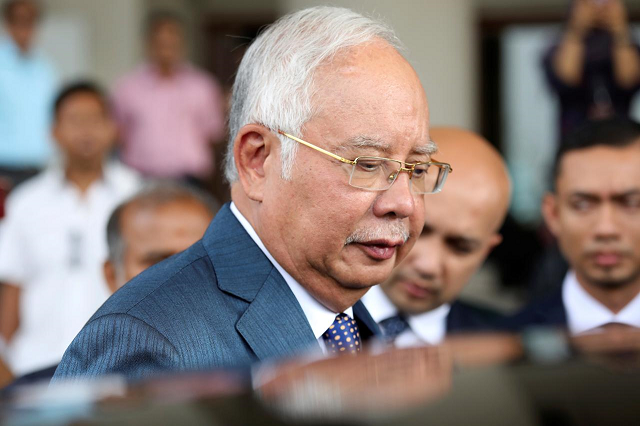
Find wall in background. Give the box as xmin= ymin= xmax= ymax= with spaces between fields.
xmin=282 ymin=0 xmax=477 ymax=131
xmin=13 ymin=0 xmax=640 ymax=127
xmin=40 ymin=0 xmax=144 ymax=88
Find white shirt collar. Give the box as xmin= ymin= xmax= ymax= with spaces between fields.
xmin=563 ymin=270 xmax=640 ymax=335
xmin=408 ymin=304 xmax=451 ymax=345
xmin=362 ymin=284 xmax=450 ymax=345
xmin=229 ymin=202 xmax=352 ymax=340
xmin=46 ymin=161 xmax=119 ymax=192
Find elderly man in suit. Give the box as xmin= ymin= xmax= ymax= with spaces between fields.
xmin=513 ymin=117 xmax=640 ymax=334
xmin=53 ymin=6 xmax=451 ymax=381
xmin=363 ymin=128 xmax=511 ymax=346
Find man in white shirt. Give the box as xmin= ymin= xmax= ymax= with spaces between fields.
xmin=513 ymin=117 xmax=640 ymax=334
xmin=363 ymin=128 xmax=512 ymax=346
xmin=0 ymin=81 xmax=141 ymax=376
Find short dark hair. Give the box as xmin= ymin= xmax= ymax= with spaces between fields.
xmin=145 ymin=10 xmax=183 ymax=37
xmin=106 ymin=182 xmax=220 ymax=264
xmin=551 ymin=116 xmax=640 ymax=190
xmin=2 ymin=0 xmax=39 ymax=22
xmin=53 ymin=81 xmax=109 ymax=119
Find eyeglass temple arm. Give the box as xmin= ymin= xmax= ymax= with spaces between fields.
xmin=277 ymin=131 xmax=356 ymax=165
xmin=428 ymin=160 xmax=453 ymax=173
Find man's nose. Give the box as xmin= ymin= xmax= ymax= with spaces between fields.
xmin=593 ymin=203 xmax=621 ymax=241
xmin=409 ymin=238 xmax=442 ymax=278
xmin=372 ymin=172 xmax=416 ymax=219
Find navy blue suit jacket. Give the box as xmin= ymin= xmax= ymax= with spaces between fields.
xmin=53 ymin=204 xmax=379 ymax=382
xmin=446 ymin=300 xmax=506 ymax=334
xmin=507 ymin=290 xmax=568 ymax=332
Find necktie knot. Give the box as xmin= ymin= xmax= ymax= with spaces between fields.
xmin=322 ymin=313 xmax=361 ymax=355
xmin=379 ymin=314 xmax=411 ymax=340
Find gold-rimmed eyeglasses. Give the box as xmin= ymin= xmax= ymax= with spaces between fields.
xmin=277 ymin=130 xmax=452 ymax=194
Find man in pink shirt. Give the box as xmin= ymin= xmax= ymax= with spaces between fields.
xmin=113 ymin=12 xmax=225 ymax=181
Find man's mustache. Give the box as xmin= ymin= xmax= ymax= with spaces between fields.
xmin=345 ymin=221 xmax=410 ymax=245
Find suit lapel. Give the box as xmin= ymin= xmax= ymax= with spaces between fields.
xmin=236 ymin=268 xmax=318 ymax=361
xmin=203 ymin=204 xmax=317 ymax=360
xmin=203 ymin=204 xmax=381 ymax=360
xmin=353 ymin=300 xmax=381 ymax=342
xmin=536 ymin=290 xmax=568 ymax=326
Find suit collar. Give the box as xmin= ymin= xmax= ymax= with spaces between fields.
xmin=203 ymin=204 xmax=272 ymax=302
xmin=531 ymin=289 xmax=568 ymax=327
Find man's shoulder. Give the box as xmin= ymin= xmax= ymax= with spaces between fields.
xmin=509 ymin=290 xmax=566 ymax=332
xmin=92 ymin=241 xmax=214 ymax=320
xmin=105 ymin=161 xmax=143 ymax=194
xmin=183 ymin=64 xmax=221 ymax=90
xmin=447 ymin=300 xmax=506 ymax=333
xmin=4 ymin=170 xmax=57 ymax=212
xmin=113 ymin=66 xmax=149 ymax=95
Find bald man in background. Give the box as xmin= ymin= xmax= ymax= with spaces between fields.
xmin=103 ymin=183 xmax=218 ymax=292
xmin=363 ymin=128 xmax=512 ymax=346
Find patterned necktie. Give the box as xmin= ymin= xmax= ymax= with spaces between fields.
xmin=379 ymin=314 xmax=411 ymax=340
xmin=322 ymin=313 xmax=362 ymax=355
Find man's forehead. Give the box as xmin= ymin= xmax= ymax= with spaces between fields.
xmin=425 ymin=189 xmax=500 ymax=236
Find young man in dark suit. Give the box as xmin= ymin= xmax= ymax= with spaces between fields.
xmin=513 ymin=117 xmax=640 ymax=334
xmin=363 ymin=128 xmax=512 ymax=346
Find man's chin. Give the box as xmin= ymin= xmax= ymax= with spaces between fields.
xmin=585 ymin=268 xmax=639 ymax=288
xmin=337 ymin=266 xmax=395 ymax=291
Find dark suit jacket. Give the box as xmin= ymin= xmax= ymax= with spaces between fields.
xmin=446 ymin=300 xmax=506 ymax=334
xmin=53 ymin=204 xmax=379 ymax=383
xmin=507 ymin=290 xmax=568 ymax=332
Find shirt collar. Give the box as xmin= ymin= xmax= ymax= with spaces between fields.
xmin=142 ymin=62 xmax=190 ymax=81
xmin=361 ymin=284 xmax=399 ymax=323
xmin=229 ymin=202 xmax=353 ymax=340
xmin=47 ymin=161 xmax=117 ymax=192
xmin=563 ymin=270 xmax=640 ymax=334
xmin=0 ymin=37 xmax=36 ymax=60
xmin=407 ymin=304 xmax=451 ymax=345
xmin=362 ymin=284 xmax=450 ymax=345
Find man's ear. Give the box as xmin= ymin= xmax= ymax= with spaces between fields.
xmin=234 ymin=124 xmax=278 ymax=202
xmin=52 ymin=123 xmax=62 ymax=148
xmin=487 ymin=233 xmax=503 ymax=252
xmin=541 ymin=192 xmax=561 ymax=237
xmin=103 ymin=260 xmax=118 ymax=294
xmin=104 ymin=118 xmax=118 ymax=145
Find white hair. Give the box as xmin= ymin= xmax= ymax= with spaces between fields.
xmin=224 ymin=6 xmax=404 ymax=183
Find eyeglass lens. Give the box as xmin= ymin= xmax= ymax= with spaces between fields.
xmin=349 ymin=158 xmax=448 ymax=194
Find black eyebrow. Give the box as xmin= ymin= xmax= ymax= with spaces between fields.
xmin=614 ymin=189 xmax=640 ymax=197
xmin=613 ymin=190 xmax=640 ymax=202
xmin=445 ymin=236 xmax=481 ymax=250
xmin=568 ymin=192 xmax=601 ymax=201
xmin=142 ymin=251 xmax=175 ymax=264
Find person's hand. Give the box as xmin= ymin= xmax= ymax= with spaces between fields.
xmin=569 ymin=0 xmax=598 ymax=38
xmin=601 ymin=0 xmax=629 ymax=37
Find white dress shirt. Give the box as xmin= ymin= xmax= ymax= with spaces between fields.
xmin=563 ymin=270 xmax=640 ymax=335
xmin=0 ymin=162 xmax=141 ymax=375
xmin=362 ymin=284 xmax=450 ymax=347
xmin=230 ymin=203 xmax=352 ymax=353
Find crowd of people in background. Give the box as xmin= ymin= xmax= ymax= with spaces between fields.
xmin=0 ymin=0 xmax=225 ymax=383
xmin=0 ymin=0 xmax=638 ymax=398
